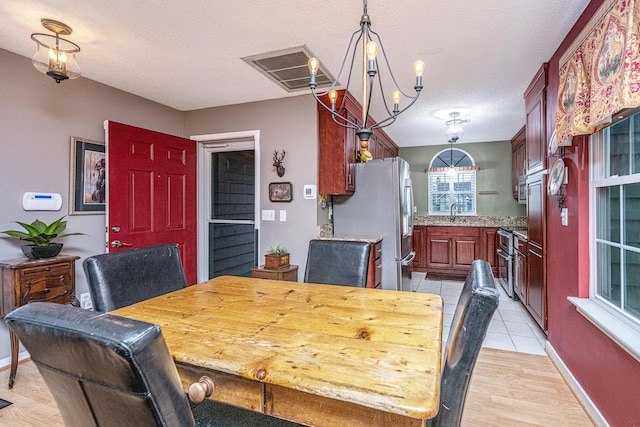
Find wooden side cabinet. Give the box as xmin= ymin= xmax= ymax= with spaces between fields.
xmin=251 ymin=265 xmax=298 ymax=282
xmin=524 ymin=63 xmax=548 ymax=175
xmin=0 ymin=255 xmax=80 ymax=388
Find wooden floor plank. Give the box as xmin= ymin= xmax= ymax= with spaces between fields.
xmin=0 ymin=347 xmax=594 ymax=426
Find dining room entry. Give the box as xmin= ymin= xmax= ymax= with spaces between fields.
xmin=192 ymin=131 xmax=260 ymax=282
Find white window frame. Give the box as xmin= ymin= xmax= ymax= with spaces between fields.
xmin=427 ymin=148 xmax=477 ymax=216
xmin=570 ymin=124 xmax=640 ymax=362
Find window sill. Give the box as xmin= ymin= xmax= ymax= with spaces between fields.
xmin=568 ymin=297 xmax=640 ymax=362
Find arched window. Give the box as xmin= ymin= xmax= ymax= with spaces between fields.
xmin=427 ymin=148 xmax=477 ymax=215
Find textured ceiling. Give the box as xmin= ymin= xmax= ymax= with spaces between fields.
xmin=0 ymin=0 xmax=590 ymax=146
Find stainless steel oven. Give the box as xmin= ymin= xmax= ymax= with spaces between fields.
xmin=497 ymin=228 xmax=514 ymax=298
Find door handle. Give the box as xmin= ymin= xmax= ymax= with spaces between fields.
xmin=111 ymin=240 xmax=133 ymax=248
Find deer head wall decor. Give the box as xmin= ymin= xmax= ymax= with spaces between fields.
xmin=273 ymin=150 xmax=286 ymax=177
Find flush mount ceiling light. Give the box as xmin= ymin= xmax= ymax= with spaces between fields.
xmin=307 ymin=0 xmax=424 ymax=155
xmin=445 ymin=112 xmax=469 ymax=143
xmin=31 ymin=18 xmax=81 ymax=83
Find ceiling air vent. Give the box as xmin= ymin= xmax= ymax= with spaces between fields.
xmin=242 ymin=46 xmax=333 ymax=92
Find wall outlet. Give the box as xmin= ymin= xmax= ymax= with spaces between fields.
xmin=80 ymin=292 xmax=93 ymax=310
xmin=561 ymin=208 xmax=568 ymax=227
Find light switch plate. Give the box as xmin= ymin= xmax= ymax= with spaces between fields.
xmin=279 ymin=210 xmax=287 ymax=221
xmin=262 ymin=210 xmax=275 ymax=221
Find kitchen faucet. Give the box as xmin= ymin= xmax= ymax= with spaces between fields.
xmin=449 ymin=203 xmax=460 ymax=222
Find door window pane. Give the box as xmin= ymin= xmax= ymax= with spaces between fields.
xmin=209 ymin=223 xmax=256 ymax=279
xmin=211 ymin=151 xmax=255 ymax=220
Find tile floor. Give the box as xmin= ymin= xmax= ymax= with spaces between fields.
xmin=410 ymin=272 xmax=548 ymax=355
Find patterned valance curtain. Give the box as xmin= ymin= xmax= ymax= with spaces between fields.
xmin=556 ymin=0 xmax=640 ymax=145
xmin=424 ymin=166 xmax=480 ymax=173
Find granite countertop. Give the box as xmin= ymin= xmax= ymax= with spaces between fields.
xmin=414 ymin=215 xmax=527 ymax=229
xmin=319 ymin=234 xmax=383 ymax=244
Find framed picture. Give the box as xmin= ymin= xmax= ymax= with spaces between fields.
xmin=69 ymin=136 xmax=106 ymax=215
xmin=269 ymin=182 xmax=292 ymax=202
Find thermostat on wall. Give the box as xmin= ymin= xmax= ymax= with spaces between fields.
xmin=303 ymin=185 xmax=317 ymax=199
xmin=22 ymin=192 xmax=62 ymax=211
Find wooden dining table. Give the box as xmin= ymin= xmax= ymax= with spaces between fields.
xmin=111 ymin=276 xmax=443 ymax=427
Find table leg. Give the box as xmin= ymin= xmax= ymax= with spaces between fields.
xmin=8 ymin=330 xmax=18 ymax=389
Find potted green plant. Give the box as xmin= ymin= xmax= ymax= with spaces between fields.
xmin=264 ymin=244 xmax=289 ymax=270
xmin=1 ymin=216 xmax=87 ymax=259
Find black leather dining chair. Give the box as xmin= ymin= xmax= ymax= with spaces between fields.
xmin=5 ymin=302 xmax=302 ymax=427
xmin=429 ymin=259 xmax=500 ymax=427
xmin=303 ymin=239 xmax=370 ymax=287
xmin=83 ymin=243 xmax=188 ymax=312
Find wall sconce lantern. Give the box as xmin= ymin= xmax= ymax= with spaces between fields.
xmin=31 ymin=19 xmax=81 ymax=83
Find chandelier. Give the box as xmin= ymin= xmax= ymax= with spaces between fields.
xmin=31 ymin=19 xmax=81 ymax=83
xmin=307 ymin=0 xmax=424 ymax=159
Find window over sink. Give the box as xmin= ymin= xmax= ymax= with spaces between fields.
xmin=427 ymin=148 xmax=477 ymax=216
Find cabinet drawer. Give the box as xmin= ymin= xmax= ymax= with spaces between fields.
xmin=19 ymin=264 xmax=73 ymax=304
xmin=515 ymin=237 xmax=528 ymax=254
xmin=177 ymin=364 xmax=263 ymax=411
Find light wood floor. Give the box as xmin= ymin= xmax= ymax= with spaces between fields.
xmin=0 ymin=348 xmax=594 ymax=426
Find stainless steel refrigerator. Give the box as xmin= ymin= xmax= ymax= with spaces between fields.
xmin=333 ymin=157 xmax=415 ymax=291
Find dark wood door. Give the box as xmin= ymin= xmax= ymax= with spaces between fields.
xmin=482 ymin=227 xmax=499 ymax=274
xmin=452 ymin=236 xmax=479 ymax=270
xmin=511 ymin=127 xmax=526 ymax=199
xmin=524 ymin=64 xmax=548 ymax=175
xmin=527 ymin=241 xmax=545 ymax=329
xmin=412 ymin=226 xmax=427 ymax=270
xmin=526 ymin=172 xmax=546 ymax=331
xmin=426 ymin=235 xmax=452 ymax=269
xmin=106 ymin=121 xmax=197 ymax=285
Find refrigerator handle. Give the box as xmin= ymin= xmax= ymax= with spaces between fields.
xmin=401 ymin=251 xmax=416 ymax=265
xmin=404 ymin=178 xmax=414 ymax=237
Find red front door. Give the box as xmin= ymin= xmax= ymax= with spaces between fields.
xmin=105 ymin=121 xmax=197 ymax=284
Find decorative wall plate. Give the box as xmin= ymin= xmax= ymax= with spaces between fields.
xmin=548 ymin=158 xmax=565 ymax=196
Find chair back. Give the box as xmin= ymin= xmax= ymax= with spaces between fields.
xmin=304 ymin=239 xmax=370 ymax=287
xmin=5 ymin=302 xmax=195 ymax=427
xmin=83 ymin=243 xmax=187 ymax=312
xmin=430 ymin=260 xmax=500 ymax=427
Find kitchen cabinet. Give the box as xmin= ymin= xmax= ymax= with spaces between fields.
xmin=368 ymin=240 xmax=383 ymax=288
xmin=482 ymin=227 xmax=499 ymax=275
xmin=424 ymin=226 xmax=481 ymax=275
xmin=318 ymin=91 xmax=359 ymax=195
xmin=526 ymin=172 xmax=547 ymax=331
xmin=524 ymin=63 xmax=548 ymax=175
xmin=373 ymin=129 xmax=399 ymax=159
xmin=511 ymin=126 xmax=526 ymax=199
xmin=413 ymin=226 xmax=499 ymax=276
xmin=0 ymin=255 xmax=80 ymax=388
xmin=317 ymin=90 xmax=398 ymax=195
xmin=514 ymin=235 xmax=527 ymax=303
xmin=412 ymin=226 xmax=427 ymax=269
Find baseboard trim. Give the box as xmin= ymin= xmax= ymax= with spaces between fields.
xmin=545 ymin=342 xmax=608 ymax=427
xmin=0 ymin=351 xmax=30 ymax=370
